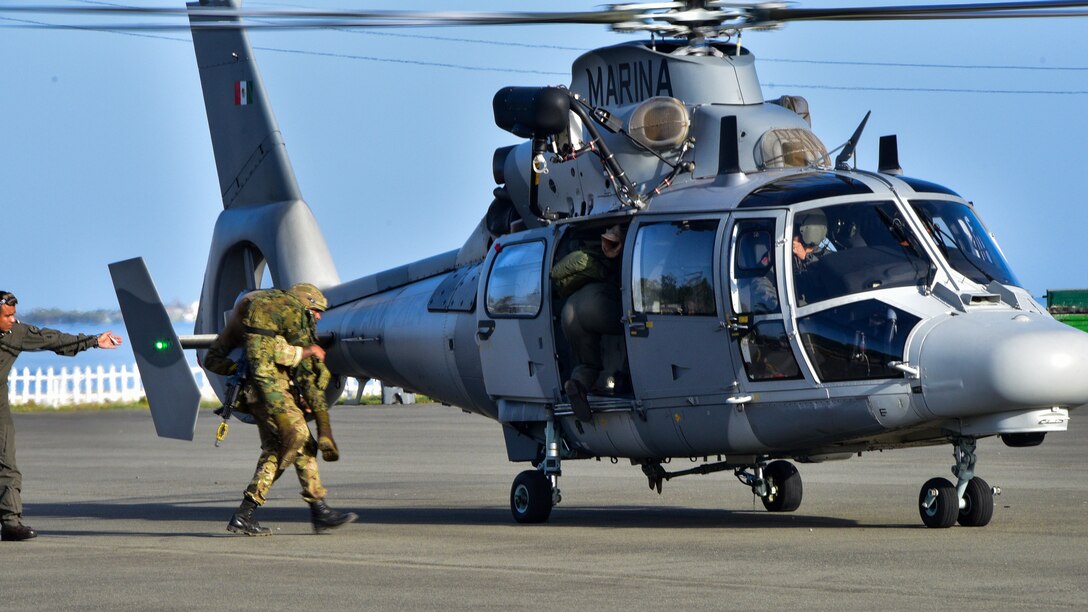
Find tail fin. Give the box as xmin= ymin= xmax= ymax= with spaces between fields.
xmin=186 ymin=0 xmax=339 ymax=337
xmin=188 ymin=0 xmax=299 ymax=209
xmin=109 ymin=258 xmax=201 ymax=441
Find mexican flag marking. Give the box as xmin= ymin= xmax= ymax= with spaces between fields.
xmin=234 ymin=80 xmax=254 ymax=106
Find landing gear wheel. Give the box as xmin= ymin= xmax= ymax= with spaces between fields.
xmin=761 ymin=460 xmax=802 ymax=512
xmin=957 ymin=476 xmax=994 ymax=527
xmin=510 ymin=470 xmax=553 ymax=524
xmin=918 ymin=477 xmax=958 ymax=528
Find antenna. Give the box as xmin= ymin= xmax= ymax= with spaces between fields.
xmin=834 ymin=110 xmax=871 ymax=171
xmin=878 ymin=134 xmax=904 ymax=175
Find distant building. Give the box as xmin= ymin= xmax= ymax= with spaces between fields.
xmin=1047 ymin=289 xmax=1088 ymax=333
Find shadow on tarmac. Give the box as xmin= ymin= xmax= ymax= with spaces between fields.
xmin=25 ymin=501 xmax=894 ymax=531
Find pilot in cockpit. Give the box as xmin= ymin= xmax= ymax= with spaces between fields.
xmin=792 ymin=209 xmax=830 ymax=271
xmin=792 ymin=208 xmax=832 ymax=306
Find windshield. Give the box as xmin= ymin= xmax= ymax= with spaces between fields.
xmin=910 ymin=200 xmax=1019 ymax=287
xmin=790 ymin=201 xmax=933 ymax=306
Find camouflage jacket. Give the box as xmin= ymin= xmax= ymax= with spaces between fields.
xmin=241 ymin=289 xmax=331 ymax=415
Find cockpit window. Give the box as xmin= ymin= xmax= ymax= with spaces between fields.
xmin=798 ymin=300 xmax=921 ymax=382
xmin=910 ymin=200 xmax=1019 ymax=287
xmin=633 ymin=220 xmax=718 ymax=316
xmin=791 ymin=201 xmax=932 ymax=305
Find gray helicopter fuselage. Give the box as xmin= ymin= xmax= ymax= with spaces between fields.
xmin=317 ymin=165 xmax=1088 ymax=463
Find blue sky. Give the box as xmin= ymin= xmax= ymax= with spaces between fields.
xmin=2 ymin=1 xmax=1086 ymax=312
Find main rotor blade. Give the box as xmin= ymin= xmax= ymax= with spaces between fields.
xmin=754 ymin=1 xmax=1088 ymax=24
xmin=0 ymin=5 xmax=638 ymax=25
xmin=3 ymin=1 xmax=1088 ymax=33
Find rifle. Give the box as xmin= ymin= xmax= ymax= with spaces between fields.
xmin=214 ymin=358 xmax=249 ymax=447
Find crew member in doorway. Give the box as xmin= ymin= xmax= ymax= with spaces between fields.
xmin=552 ymin=225 xmax=626 ymax=421
xmin=0 ymin=291 xmax=123 ymax=542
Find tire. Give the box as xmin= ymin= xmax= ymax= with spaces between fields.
xmin=918 ymin=477 xmax=958 ymax=528
xmin=761 ymin=460 xmax=803 ymax=512
xmin=510 ymin=470 xmax=553 ymax=524
xmin=957 ymin=476 xmax=994 ymax=527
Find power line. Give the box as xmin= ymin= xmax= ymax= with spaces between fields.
xmin=765 ymin=82 xmax=1088 ymax=94
xmin=0 ymin=14 xmax=568 ymax=75
xmin=250 ymin=44 xmax=566 ymax=75
xmin=759 ymin=57 xmax=1088 ymax=71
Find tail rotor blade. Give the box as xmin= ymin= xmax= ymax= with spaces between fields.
xmin=109 ymin=257 xmax=201 ymax=441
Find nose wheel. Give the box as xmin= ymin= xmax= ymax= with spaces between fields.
xmin=918 ymin=437 xmax=997 ymax=528
xmin=956 ymin=475 xmax=995 ymax=526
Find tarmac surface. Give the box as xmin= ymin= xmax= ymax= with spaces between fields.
xmin=1 ymin=404 xmax=1086 ymax=610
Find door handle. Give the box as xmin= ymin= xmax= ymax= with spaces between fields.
xmin=727 ymin=314 xmax=752 ymax=338
xmin=627 ymin=313 xmax=651 ymax=338
xmin=476 ymin=320 xmax=496 ymax=341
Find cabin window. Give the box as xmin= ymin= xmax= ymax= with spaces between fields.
xmin=789 ymin=201 xmax=932 ymax=306
xmin=910 ymin=200 xmax=1019 ymax=287
xmin=797 ymin=300 xmax=920 ymax=382
xmin=485 ymin=241 xmax=545 ymax=318
xmin=632 ymin=220 xmax=718 ymax=316
xmin=731 ymin=219 xmax=781 ymax=314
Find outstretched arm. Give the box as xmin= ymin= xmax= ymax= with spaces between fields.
xmin=96 ymin=331 xmax=123 ymax=349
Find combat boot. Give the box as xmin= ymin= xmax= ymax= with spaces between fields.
xmin=227 ymin=498 xmax=271 ymax=536
xmin=1 ymin=523 xmax=38 ymax=541
xmin=309 ymin=499 xmax=358 ymax=533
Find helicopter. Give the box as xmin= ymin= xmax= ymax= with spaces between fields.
xmin=15 ymin=0 xmax=1088 ymax=528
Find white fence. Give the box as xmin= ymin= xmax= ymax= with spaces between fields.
xmin=6 ymin=364 xmax=402 ymax=408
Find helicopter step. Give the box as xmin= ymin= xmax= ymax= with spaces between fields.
xmin=553 ymin=396 xmax=639 ymax=420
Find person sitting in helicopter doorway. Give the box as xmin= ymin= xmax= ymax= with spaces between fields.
xmin=792 ymin=208 xmax=832 ymax=305
xmin=552 ymin=224 xmax=626 ymax=422
xmin=0 ymin=291 xmax=123 ymax=541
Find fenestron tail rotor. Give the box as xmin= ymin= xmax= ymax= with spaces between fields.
xmin=4 ymin=1 xmax=1088 ymax=37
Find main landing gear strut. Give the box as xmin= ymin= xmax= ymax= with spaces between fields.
xmin=510 ymin=414 xmax=562 ymax=523
xmin=918 ymin=436 xmax=999 ymax=528
xmin=642 ymin=457 xmax=805 ymax=513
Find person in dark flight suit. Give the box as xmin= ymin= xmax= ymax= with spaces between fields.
xmin=0 ymin=291 xmax=123 ymax=541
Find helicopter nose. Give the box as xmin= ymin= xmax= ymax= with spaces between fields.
xmin=918 ymin=312 xmax=1088 ymax=418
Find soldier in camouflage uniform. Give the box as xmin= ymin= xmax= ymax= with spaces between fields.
xmin=204 ymin=284 xmax=355 ymax=536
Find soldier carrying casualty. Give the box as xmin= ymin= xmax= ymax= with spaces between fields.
xmin=203 ymin=283 xmax=357 ymax=536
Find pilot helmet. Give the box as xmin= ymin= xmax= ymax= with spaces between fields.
xmin=289 ymin=283 xmax=328 ymax=312
xmin=797 ymin=209 xmax=828 ymax=247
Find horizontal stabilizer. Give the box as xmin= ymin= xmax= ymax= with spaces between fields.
xmin=108 ymin=257 xmax=201 ymax=441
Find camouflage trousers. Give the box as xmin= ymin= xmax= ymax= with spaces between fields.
xmin=244 ymin=402 xmax=327 ymax=505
